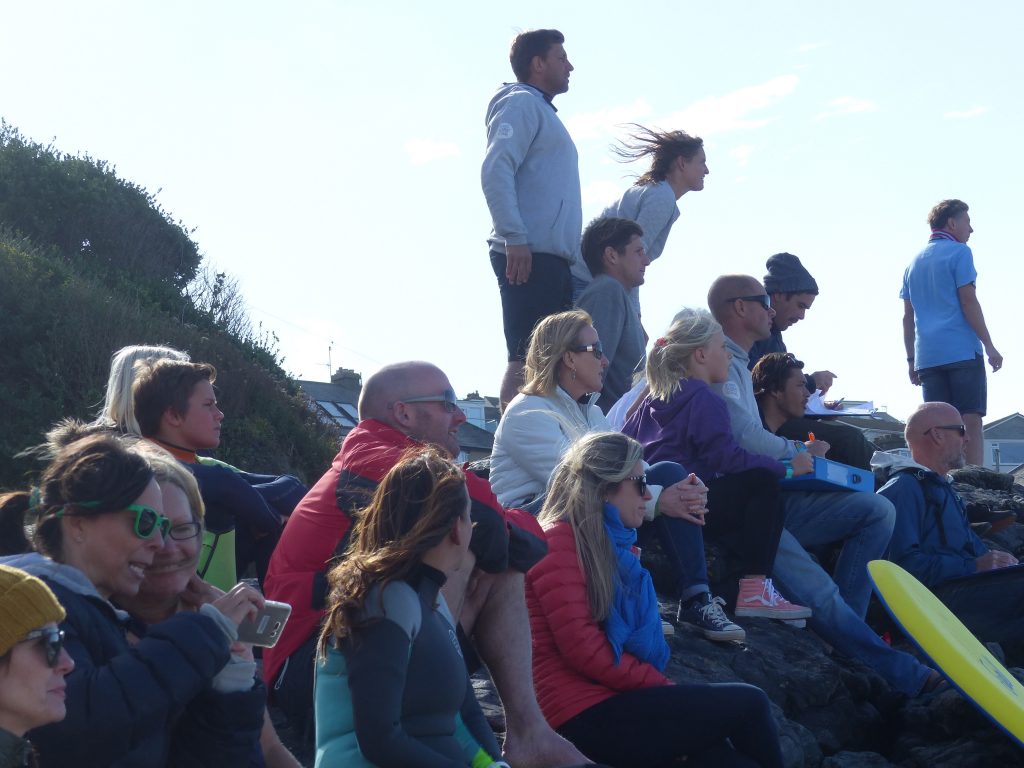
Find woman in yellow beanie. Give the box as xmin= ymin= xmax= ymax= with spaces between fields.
xmin=0 ymin=564 xmax=74 ymax=768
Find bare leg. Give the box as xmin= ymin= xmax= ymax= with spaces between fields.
xmin=464 ymin=570 xmax=591 ymax=768
xmin=259 ymin=707 xmax=302 ymax=768
xmin=963 ymin=412 xmax=984 ymax=466
xmin=500 ymin=361 xmax=526 ymax=412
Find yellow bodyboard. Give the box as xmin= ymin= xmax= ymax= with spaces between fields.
xmin=868 ymin=560 xmax=1024 ymax=748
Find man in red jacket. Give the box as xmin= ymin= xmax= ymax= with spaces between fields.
xmin=264 ymin=360 xmax=586 ymax=767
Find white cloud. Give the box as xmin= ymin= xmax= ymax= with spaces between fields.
xmin=659 ymin=75 xmax=800 ymax=136
xmin=944 ymin=106 xmax=988 ymax=120
xmin=581 ymin=179 xmax=622 ymax=207
xmin=798 ymin=42 xmax=829 ymax=53
xmin=403 ymin=138 xmax=460 ymax=165
xmin=564 ymin=98 xmax=653 ymax=142
xmin=816 ymin=96 xmax=879 ymax=120
xmin=730 ymin=144 xmax=754 ymax=167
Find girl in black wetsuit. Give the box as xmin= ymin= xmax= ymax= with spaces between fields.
xmin=315 ymin=448 xmax=504 ymax=768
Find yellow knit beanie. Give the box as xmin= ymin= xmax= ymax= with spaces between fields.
xmin=0 ymin=565 xmax=66 ymax=657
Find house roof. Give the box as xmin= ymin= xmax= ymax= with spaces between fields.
xmin=983 ymin=413 xmax=1024 ymax=440
xmin=298 ymin=379 xmax=361 ymax=431
xmin=458 ymin=421 xmax=495 ymax=453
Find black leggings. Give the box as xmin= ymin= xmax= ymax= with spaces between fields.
xmin=705 ymin=468 xmax=786 ymax=576
xmin=556 ymin=683 xmax=783 ymax=768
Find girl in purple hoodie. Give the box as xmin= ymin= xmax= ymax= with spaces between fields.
xmin=623 ymin=309 xmax=811 ymax=620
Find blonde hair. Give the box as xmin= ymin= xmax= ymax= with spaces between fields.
xmin=522 ymin=310 xmax=593 ymax=396
xmin=646 ymin=308 xmax=721 ymax=400
xmin=537 ymin=432 xmax=644 ymax=622
xmin=100 ymin=345 xmax=190 ymax=435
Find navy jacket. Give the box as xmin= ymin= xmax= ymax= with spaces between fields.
xmin=878 ymin=467 xmax=987 ymax=587
xmin=2 ymin=555 xmax=263 ymax=768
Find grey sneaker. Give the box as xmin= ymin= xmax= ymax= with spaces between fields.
xmin=677 ymin=593 xmax=746 ymax=642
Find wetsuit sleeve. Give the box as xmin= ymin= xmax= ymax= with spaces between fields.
xmin=455 ymin=675 xmax=501 ymax=764
xmin=190 ymin=463 xmax=282 ymax=535
xmin=346 ymin=619 xmax=466 ymax=767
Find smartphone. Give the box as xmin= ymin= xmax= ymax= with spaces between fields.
xmin=236 ymin=600 xmax=292 ymax=647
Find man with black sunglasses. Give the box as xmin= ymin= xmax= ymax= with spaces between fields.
xmin=878 ymin=402 xmax=1024 ymax=663
xmin=265 ymin=361 xmax=587 ymax=767
xmin=706 ymin=274 xmax=940 ymax=697
xmin=577 ymin=216 xmax=650 ymax=413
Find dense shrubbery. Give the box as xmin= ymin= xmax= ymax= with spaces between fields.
xmin=0 ymin=124 xmax=338 ymax=490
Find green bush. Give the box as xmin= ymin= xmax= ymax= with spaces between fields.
xmin=0 ymin=124 xmax=339 ymax=490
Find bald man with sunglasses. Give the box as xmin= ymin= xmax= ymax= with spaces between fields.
xmin=877 ymin=401 xmax=1024 ymax=663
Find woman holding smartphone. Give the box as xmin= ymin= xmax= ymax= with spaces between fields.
xmin=0 ymin=433 xmax=264 ymax=768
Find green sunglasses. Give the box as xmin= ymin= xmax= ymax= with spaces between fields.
xmin=58 ymin=502 xmax=171 ymax=540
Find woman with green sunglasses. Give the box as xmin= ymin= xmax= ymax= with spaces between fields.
xmin=0 ymin=433 xmax=266 ymax=768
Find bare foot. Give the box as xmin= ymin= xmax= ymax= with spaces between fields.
xmin=502 ymin=726 xmax=592 ymax=767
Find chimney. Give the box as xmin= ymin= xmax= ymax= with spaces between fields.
xmin=331 ymin=367 xmax=362 ymax=387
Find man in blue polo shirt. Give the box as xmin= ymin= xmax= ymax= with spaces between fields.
xmin=901 ymin=199 xmax=1003 ymax=465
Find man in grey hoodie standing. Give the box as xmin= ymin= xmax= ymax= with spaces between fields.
xmin=482 ymin=28 xmax=581 ymax=410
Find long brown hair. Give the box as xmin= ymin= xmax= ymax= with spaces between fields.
xmin=318 ymin=448 xmax=468 ymax=656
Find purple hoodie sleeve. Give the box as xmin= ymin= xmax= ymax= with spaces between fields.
xmin=690 ymin=392 xmax=786 ymax=479
xmin=644 ymin=383 xmax=786 ymax=482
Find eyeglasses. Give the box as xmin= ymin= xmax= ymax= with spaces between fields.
xmin=22 ymin=627 xmax=65 ymax=668
xmin=725 ymin=294 xmax=772 ymax=310
xmin=57 ymin=503 xmax=171 ymax=540
xmin=625 ymin=474 xmax=648 ymax=496
xmin=402 ymin=388 xmax=459 ymax=413
xmin=571 ymin=343 xmax=604 ymax=360
xmin=168 ymin=521 xmax=202 ymax=541
xmin=925 ymin=424 xmax=967 ymax=437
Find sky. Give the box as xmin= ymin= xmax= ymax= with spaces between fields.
xmin=2 ymin=1 xmax=1020 ymax=425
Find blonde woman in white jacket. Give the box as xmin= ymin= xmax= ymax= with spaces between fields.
xmin=489 ymin=311 xmax=744 ymax=641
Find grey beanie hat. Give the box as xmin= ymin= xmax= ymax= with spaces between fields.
xmin=763 ymin=252 xmax=818 ymax=295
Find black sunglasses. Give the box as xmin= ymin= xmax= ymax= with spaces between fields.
xmin=624 ymin=474 xmax=648 ymax=496
xmin=572 ymin=343 xmax=604 ymax=360
xmin=403 ymin=388 xmax=459 ymax=413
xmin=725 ymin=294 xmax=772 ymax=310
xmin=22 ymin=627 xmax=65 ymax=668
xmin=926 ymin=424 xmax=967 ymax=437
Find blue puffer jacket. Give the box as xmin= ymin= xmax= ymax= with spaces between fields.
xmin=877 ymin=460 xmax=988 ymax=587
xmin=3 ymin=554 xmax=264 ymax=768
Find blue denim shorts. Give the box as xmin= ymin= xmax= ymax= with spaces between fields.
xmin=919 ymin=354 xmax=986 ymax=416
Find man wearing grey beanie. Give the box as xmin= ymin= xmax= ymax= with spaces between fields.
xmin=749 ymin=253 xmax=875 ymax=470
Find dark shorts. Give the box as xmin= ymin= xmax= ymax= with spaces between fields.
xmin=490 ymin=250 xmax=572 ymax=361
xmin=919 ymin=354 xmax=986 ymax=416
